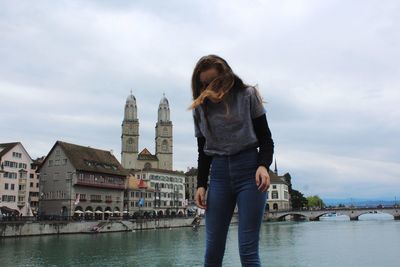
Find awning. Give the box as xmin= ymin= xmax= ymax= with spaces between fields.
xmin=95 ymin=210 xmax=103 ymax=214
xmin=74 ymin=210 xmax=84 ymax=214
xmin=85 ymin=210 xmax=93 ymax=214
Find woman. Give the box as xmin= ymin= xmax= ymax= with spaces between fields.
xmin=188 ymin=55 xmax=274 ymax=266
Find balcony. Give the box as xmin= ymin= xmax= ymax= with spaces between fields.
xmin=76 ymin=180 xmax=125 ymax=190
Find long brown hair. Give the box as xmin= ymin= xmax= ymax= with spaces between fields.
xmin=188 ymin=55 xmax=248 ymax=134
xmin=188 ymin=55 xmax=247 ymax=108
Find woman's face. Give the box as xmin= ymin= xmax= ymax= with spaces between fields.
xmin=199 ymin=68 xmax=219 ymax=88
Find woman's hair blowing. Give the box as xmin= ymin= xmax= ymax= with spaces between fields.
xmin=188 ymin=55 xmax=246 ymax=109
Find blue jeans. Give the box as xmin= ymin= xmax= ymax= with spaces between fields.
xmin=204 ymin=147 xmax=267 ymax=267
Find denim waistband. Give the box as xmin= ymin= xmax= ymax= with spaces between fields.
xmin=212 ymin=146 xmax=258 ymax=160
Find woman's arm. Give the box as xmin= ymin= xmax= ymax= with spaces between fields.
xmin=252 ymin=113 xmax=274 ymax=171
xmin=196 ymin=136 xmax=212 ymax=190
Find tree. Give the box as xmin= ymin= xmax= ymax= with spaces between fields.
xmin=306 ymin=195 xmax=325 ymax=209
xmin=290 ymin=189 xmax=308 ymax=210
xmin=283 ymin=173 xmax=307 ymax=210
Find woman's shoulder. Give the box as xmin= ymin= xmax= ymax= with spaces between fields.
xmin=242 ymin=85 xmax=260 ymax=97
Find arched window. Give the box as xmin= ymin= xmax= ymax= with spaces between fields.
xmin=162 ymin=140 xmax=168 ymax=152
xmin=144 ymin=162 xmax=152 ymax=169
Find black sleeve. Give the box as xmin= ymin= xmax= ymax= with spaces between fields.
xmin=252 ymin=113 xmax=274 ymax=171
xmin=196 ymin=136 xmax=212 ymax=190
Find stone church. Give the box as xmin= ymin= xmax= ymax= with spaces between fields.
xmin=121 ymin=92 xmax=173 ymax=170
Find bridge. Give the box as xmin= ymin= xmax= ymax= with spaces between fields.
xmin=266 ymin=207 xmax=400 ymax=221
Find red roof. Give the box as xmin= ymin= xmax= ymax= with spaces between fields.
xmin=137 ymin=178 xmax=148 ymax=189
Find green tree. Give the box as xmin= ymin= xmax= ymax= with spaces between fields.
xmin=290 ymin=189 xmax=308 ymax=210
xmin=306 ymin=195 xmax=325 ymax=209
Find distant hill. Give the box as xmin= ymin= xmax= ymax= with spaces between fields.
xmin=323 ymin=198 xmax=399 ymax=208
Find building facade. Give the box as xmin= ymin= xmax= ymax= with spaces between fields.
xmin=126 ymin=167 xmax=186 ymax=216
xmin=124 ymin=174 xmax=155 ymax=217
xmin=185 ymin=167 xmax=199 ymax=206
xmin=37 ymin=141 xmax=127 ymax=219
xmin=121 ymin=92 xmax=173 ymax=170
xmin=0 ymin=142 xmax=40 ymax=216
xmin=266 ymin=169 xmax=291 ymax=211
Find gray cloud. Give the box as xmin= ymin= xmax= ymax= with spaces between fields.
xmin=0 ymin=0 xmax=399 ymax=199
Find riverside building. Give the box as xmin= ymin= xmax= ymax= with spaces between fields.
xmin=37 ymin=141 xmax=127 ymax=219
xmin=266 ymin=162 xmax=291 ymax=211
xmin=0 ymin=142 xmax=40 ymax=216
xmin=126 ymin=167 xmax=186 ymax=216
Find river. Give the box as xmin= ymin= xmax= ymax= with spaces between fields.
xmin=1 ymin=217 xmax=399 ymax=266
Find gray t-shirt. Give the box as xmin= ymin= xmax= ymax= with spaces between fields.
xmin=192 ymin=86 xmax=266 ymax=156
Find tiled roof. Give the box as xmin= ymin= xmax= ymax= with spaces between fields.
xmin=0 ymin=142 xmax=19 ymax=159
xmin=127 ymin=175 xmax=155 ymax=191
xmin=269 ymin=171 xmax=289 ymax=185
xmin=185 ymin=167 xmax=198 ymax=176
xmin=137 ymin=148 xmax=158 ymax=161
xmin=38 ymin=141 xmax=127 ymax=177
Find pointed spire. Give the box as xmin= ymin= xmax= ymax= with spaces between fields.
xmin=274 ymin=159 xmax=278 ymax=175
xmin=130 ymin=89 xmax=133 ymax=95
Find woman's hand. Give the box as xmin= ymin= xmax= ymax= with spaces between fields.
xmin=255 ymin=166 xmax=270 ymax=192
xmin=195 ymin=187 xmax=207 ymax=210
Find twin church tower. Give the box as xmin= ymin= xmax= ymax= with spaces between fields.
xmin=121 ymin=91 xmax=173 ymax=170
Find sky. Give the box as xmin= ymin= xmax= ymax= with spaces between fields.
xmin=0 ymin=0 xmax=399 ymax=200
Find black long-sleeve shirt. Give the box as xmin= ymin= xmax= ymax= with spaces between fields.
xmin=196 ymin=113 xmax=274 ymax=190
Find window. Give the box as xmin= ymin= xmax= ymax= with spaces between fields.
xmin=162 ymin=140 xmax=168 ymax=152
xmin=2 ymin=195 xmax=16 ymax=202
xmin=271 ymin=191 xmax=278 ymax=199
xmin=90 ymin=195 xmax=102 ymax=202
xmin=12 ymin=152 xmax=22 ymax=158
xmin=11 ymin=184 xmax=15 ymax=190
xmin=4 ymin=183 xmax=9 ymax=190
xmin=5 ymin=161 xmax=18 ymax=168
xmin=284 ymin=191 xmax=289 ymax=200
xmin=30 ymin=173 xmax=34 ymax=179
xmin=18 ymin=163 xmax=27 ymax=169
xmin=30 ymin=182 xmax=33 ymax=188
xmin=272 ymin=185 xmax=277 ymax=189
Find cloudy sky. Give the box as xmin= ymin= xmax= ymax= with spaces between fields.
xmin=1 ymin=0 xmax=399 ymax=200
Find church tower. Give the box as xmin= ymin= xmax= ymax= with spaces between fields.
xmin=155 ymin=93 xmax=173 ymax=170
xmin=121 ymin=91 xmax=139 ymax=169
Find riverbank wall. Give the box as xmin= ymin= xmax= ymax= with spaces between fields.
xmin=0 ymin=216 xmax=240 ymax=237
